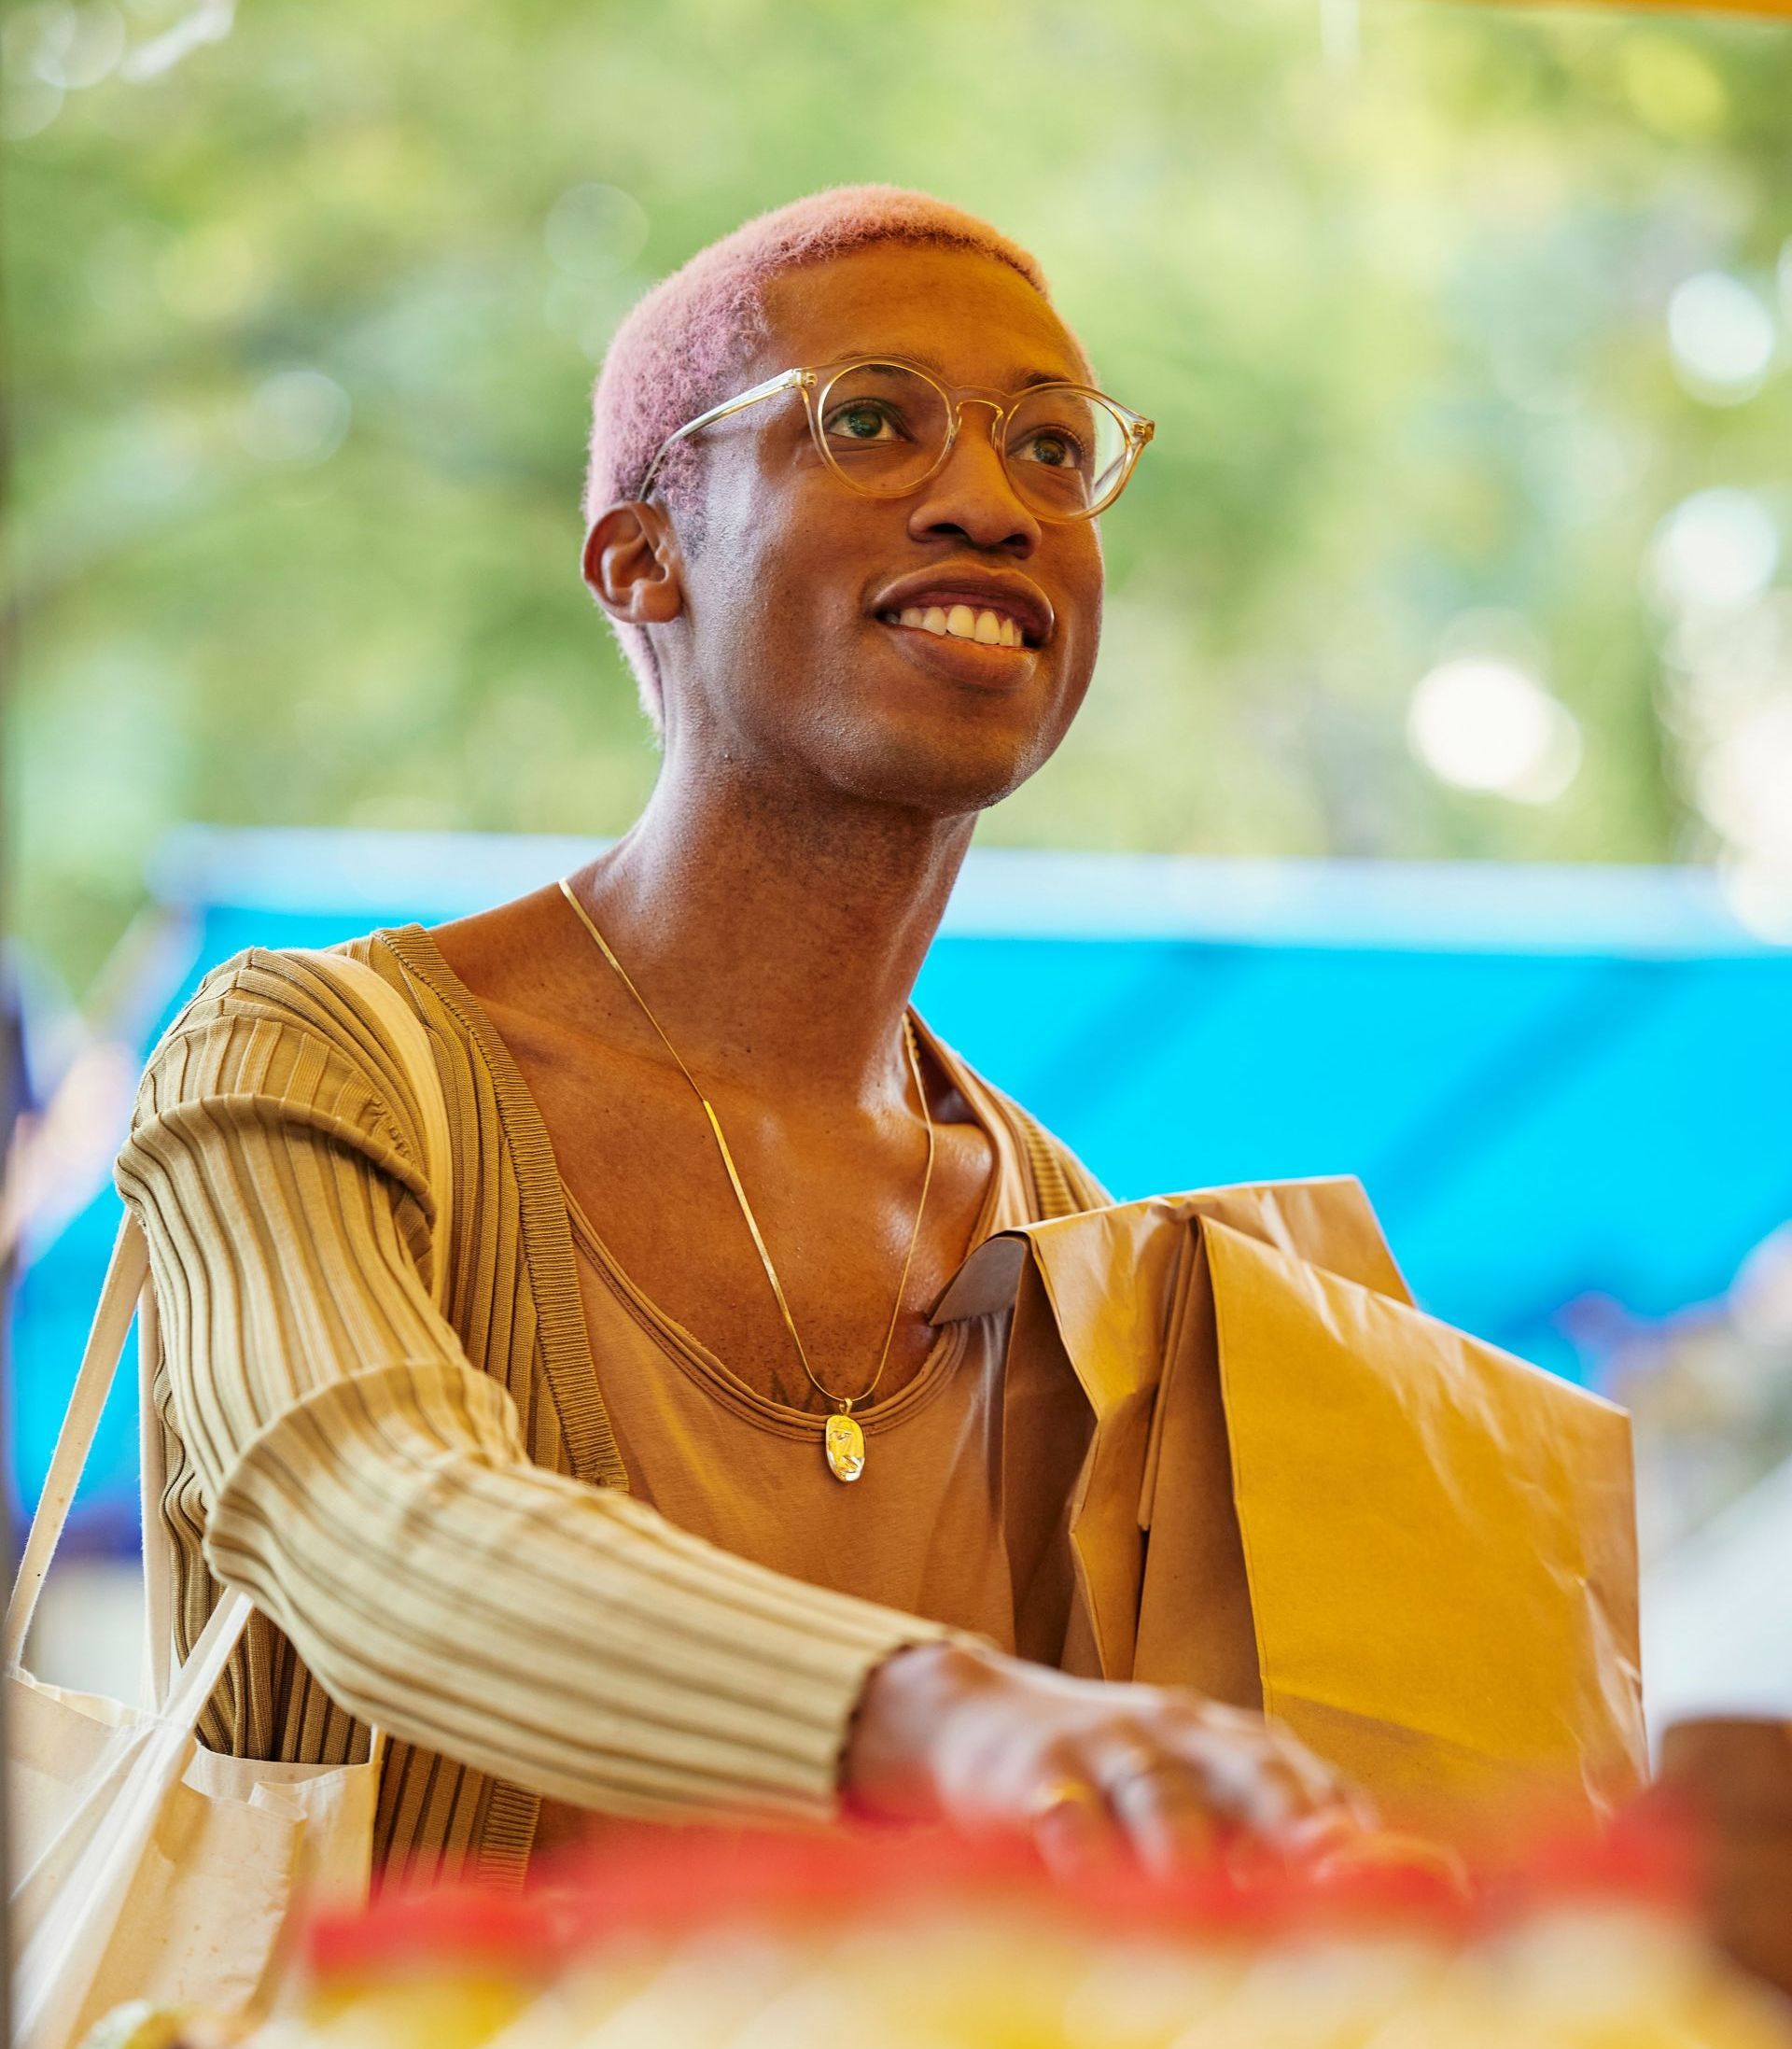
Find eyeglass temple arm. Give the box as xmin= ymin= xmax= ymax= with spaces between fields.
xmin=635 ymin=368 xmax=809 ymax=502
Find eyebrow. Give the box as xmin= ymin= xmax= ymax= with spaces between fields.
xmin=853 ymin=352 xmax=1087 ymax=390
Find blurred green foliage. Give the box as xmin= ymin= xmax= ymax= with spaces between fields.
xmin=6 ymin=0 xmax=1791 ymax=992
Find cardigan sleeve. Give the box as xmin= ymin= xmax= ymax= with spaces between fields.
xmin=113 ymin=951 xmax=955 ymax=1824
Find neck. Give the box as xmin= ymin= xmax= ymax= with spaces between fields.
xmin=569 ymin=756 xmax=976 ymax=1104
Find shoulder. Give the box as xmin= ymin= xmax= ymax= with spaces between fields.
xmin=985 ymin=1082 xmax=1113 ymax=1219
xmin=154 ymin=926 xmax=485 ymax=1054
xmin=925 ymin=1031 xmax=1112 ymax=1220
xmin=150 ymin=932 xmax=406 ymax=1040
xmin=127 ymin=929 xmax=475 ymax=1182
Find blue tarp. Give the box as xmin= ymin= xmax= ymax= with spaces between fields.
xmin=15 ymin=827 xmax=1792 ymax=1543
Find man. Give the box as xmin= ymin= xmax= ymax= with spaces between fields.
xmin=119 ymin=187 xmax=1360 ymax=1888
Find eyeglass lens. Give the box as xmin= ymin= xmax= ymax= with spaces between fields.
xmin=817 ymin=363 xmax=1132 ymax=518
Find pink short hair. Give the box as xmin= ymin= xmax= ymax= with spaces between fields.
xmin=582 ymin=185 xmax=1054 ymax=735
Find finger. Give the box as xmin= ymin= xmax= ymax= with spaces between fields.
xmin=1028 ymin=1775 xmax=1126 ymax=1884
xmin=1167 ymin=1728 xmax=1351 ymax=1848
xmin=1148 ymin=1701 xmax=1368 ymax=1845
xmin=1260 ymin=1720 xmax=1372 ymax=1825
xmin=1279 ymin=1803 xmax=1378 ymax=1866
xmin=1304 ymin=1827 xmax=1473 ymax=1899
xmin=1173 ymin=1728 xmax=1312 ymax=1835
xmin=1100 ymin=1748 xmax=1221 ymax=1880
xmin=1245 ymin=1754 xmax=1355 ymax=1838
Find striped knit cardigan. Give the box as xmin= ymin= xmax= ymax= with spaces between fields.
xmin=114 ymin=925 xmax=1109 ymax=1888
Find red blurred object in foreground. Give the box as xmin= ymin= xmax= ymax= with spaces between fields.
xmin=304 ymin=1809 xmax=1685 ymax=1981
xmin=277 ymin=1810 xmax=1792 ymax=2049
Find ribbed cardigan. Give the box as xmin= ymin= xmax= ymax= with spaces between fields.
xmin=113 ymin=925 xmax=1110 ymax=1888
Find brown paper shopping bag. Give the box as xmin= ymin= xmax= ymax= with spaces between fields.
xmin=933 ymin=1178 xmax=1646 ymax=1845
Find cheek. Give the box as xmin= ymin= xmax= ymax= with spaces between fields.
xmin=1052 ymin=534 xmax=1104 ymax=656
xmin=688 ymin=452 xmax=847 ymax=646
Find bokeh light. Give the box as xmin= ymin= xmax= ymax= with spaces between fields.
xmin=1407 ymin=656 xmax=1584 ymax=805
xmin=544 ymin=183 xmax=651 ymax=283
xmin=1667 ymin=271 xmax=1778 ymax=404
xmin=237 ymin=369 xmax=352 ymax=468
xmin=1648 ymin=488 xmax=1783 ymax=615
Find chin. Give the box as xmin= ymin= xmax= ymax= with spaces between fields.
xmin=810 ymin=678 xmax=1059 ymax=811
xmin=823 ymin=725 xmax=1052 ymax=817
xmin=736 ymin=642 xmax=1083 ymax=812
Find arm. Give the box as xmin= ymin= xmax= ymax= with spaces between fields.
xmin=116 ymin=955 xmax=955 ymax=1823
xmin=120 ymin=949 xmax=1365 ymax=1867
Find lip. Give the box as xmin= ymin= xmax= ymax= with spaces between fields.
xmin=869 ymin=566 xmax=1054 ymax=648
xmin=875 ymin=617 xmax=1035 ymax=692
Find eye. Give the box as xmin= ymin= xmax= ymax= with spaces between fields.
xmin=824 ymin=400 xmax=903 ymax=442
xmin=1015 ymin=427 xmax=1087 ymax=470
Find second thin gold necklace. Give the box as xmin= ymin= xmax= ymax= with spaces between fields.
xmin=557 ymin=876 xmax=937 ymax=1484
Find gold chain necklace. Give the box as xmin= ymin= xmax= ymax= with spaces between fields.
xmin=557 ymin=876 xmax=936 ymax=1484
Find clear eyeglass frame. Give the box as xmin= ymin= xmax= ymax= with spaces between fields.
xmin=635 ymin=354 xmax=1155 ymax=523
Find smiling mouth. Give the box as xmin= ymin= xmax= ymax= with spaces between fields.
xmin=878 ymin=602 xmax=1034 ymax=652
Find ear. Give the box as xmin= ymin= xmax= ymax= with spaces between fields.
xmin=581 ymin=502 xmax=683 ymax=626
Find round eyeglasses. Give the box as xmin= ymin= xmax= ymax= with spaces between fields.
xmin=636 ymin=355 xmax=1155 ymax=524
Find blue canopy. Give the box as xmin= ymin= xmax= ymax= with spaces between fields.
xmin=14 ymin=827 xmax=1792 ymax=1543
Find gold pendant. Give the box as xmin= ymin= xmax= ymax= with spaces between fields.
xmin=824 ymin=1410 xmax=866 ymax=1483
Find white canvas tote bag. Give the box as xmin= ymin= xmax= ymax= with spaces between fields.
xmin=6 ymin=950 xmax=451 ymax=2049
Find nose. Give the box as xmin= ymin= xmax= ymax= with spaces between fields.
xmin=905 ymin=400 xmax=1042 ymax=557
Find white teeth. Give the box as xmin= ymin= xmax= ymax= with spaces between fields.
xmin=886 ymin=600 xmax=1029 ymax=646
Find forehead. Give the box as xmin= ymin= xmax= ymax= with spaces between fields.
xmin=751 ymin=242 xmax=1092 ymax=392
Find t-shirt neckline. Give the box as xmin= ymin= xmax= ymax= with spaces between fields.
xmin=393 ymin=918 xmax=1031 ymax=1442
xmin=559 ymin=1003 xmax=1018 ymax=1439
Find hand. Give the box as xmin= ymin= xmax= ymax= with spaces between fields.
xmin=841 ymin=1640 xmax=1373 ymax=1881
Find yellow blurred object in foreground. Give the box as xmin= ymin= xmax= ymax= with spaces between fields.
xmin=221 ymin=1828 xmax=1792 ymax=2049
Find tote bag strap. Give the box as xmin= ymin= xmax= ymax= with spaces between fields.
xmin=4 ymin=1211 xmax=270 ymax=1701
xmin=139 ymin=1273 xmax=172 ymax=1709
xmin=135 ymin=944 xmax=455 ymax=1716
xmin=6 ymin=941 xmax=454 ymax=1706
xmin=5 ymin=1214 xmax=151 ymax=1667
